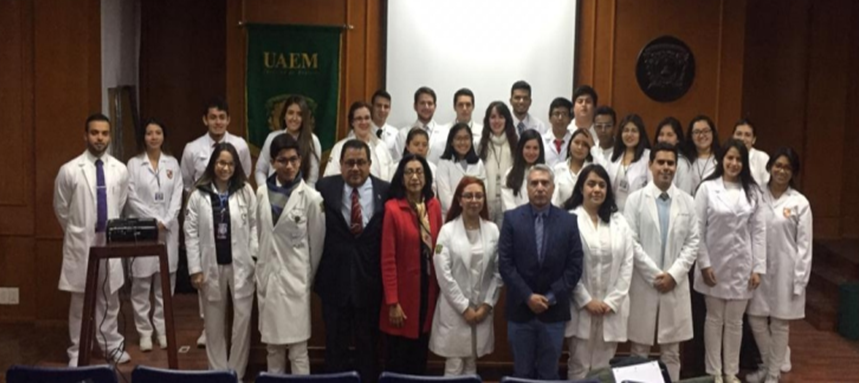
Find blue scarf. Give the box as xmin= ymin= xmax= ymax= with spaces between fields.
xmin=266 ymin=172 xmax=302 ymax=225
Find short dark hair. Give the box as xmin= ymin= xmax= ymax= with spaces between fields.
xmin=572 ymin=85 xmax=598 ymax=106
xmin=137 ymin=117 xmax=170 ymax=154
xmin=549 ymin=97 xmax=573 ymax=114
xmin=594 ymin=105 xmax=616 ymax=124
xmin=340 ymin=139 xmax=371 ymax=162
xmin=766 ymin=147 xmax=802 ymax=188
xmin=414 ymin=87 xmax=437 ymax=104
xmin=371 ymin=90 xmax=391 ymax=104
xmin=85 ymin=113 xmax=110 ymax=132
xmin=511 ymin=80 xmax=532 ymax=96
xmin=453 ymin=88 xmax=475 ymax=106
xmin=650 ymin=142 xmax=678 ymax=163
xmin=733 ymin=118 xmax=756 ymax=136
xmin=270 ymin=133 xmax=300 ymax=160
xmin=388 ymin=154 xmax=435 ymax=202
xmin=202 ymin=97 xmax=229 ymax=116
xmin=564 ymin=164 xmax=617 ymax=223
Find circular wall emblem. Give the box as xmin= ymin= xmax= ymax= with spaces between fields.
xmin=636 ymin=36 xmax=695 ymax=102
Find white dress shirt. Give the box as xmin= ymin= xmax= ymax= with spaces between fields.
xmin=341 ymin=176 xmax=374 ymax=228
xmin=512 ymin=113 xmax=547 ymax=135
xmin=542 ymin=128 xmax=573 ymax=168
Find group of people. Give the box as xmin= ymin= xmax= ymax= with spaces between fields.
xmin=53 ymin=81 xmax=812 ymax=383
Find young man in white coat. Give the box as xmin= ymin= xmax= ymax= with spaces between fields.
xmin=623 ymin=143 xmax=700 ymax=382
xmin=444 ymin=88 xmax=484 ymax=146
xmin=371 ymin=90 xmax=400 ymax=161
xmin=255 ymin=133 xmax=325 ymax=374
xmin=53 ymin=113 xmax=130 ymax=366
xmin=394 ymin=87 xmax=447 ymax=165
xmin=180 ymin=97 xmax=252 ymax=347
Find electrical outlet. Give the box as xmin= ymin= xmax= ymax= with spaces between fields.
xmin=0 ymin=288 xmax=20 ymax=305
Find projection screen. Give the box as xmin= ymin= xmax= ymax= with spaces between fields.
xmin=385 ymin=0 xmax=578 ymax=130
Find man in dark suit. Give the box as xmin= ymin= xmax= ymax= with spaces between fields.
xmin=499 ymin=164 xmax=583 ymax=380
xmin=315 ymin=139 xmax=389 ymax=381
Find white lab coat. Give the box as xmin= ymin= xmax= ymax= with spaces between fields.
xmin=323 ymin=132 xmax=395 ymax=181
xmin=674 ymin=154 xmax=694 ymax=196
xmin=255 ymin=180 xmax=326 ymax=345
xmin=372 ymin=121 xmax=400 ymax=161
xmin=429 ymin=217 xmax=503 ymax=358
xmin=181 ymin=132 xmax=252 ymax=192
xmin=53 ymin=152 xmax=128 ymax=293
xmin=436 ymin=159 xmax=487 ymax=216
xmin=542 ymin=129 xmax=572 ymax=168
xmin=623 ymin=183 xmax=700 ymax=345
xmin=255 ymin=130 xmax=322 ymax=189
xmin=693 ymin=179 xmax=767 ymax=300
xmin=552 ymin=160 xmax=590 ymax=207
xmin=184 ymin=184 xmax=258 ymax=302
xmin=125 ymin=153 xmax=184 ymax=276
xmin=500 ymin=167 xmax=530 ymax=212
xmin=566 ymin=209 xmax=634 ymax=343
xmin=480 ymin=136 xmax=514 ymax=226
xmin=394 ymin=120 xmax=447 ymax=165
xmin=747 ymin=186 xmax=812 ymax=320
xmin=512 ymin=114 xmax=547 ymax=135
xmin=590 ymin=146 xmax=614 ymax=167
xmin=689 ymin=156 xmax=717 ymax=196
xmin=749 ymin=148 xmax=770 ymax=187
xmin=442 ymin=120 xmax=484 ymax=151
xmin=605 ymin=149 xmax=652 ymax=211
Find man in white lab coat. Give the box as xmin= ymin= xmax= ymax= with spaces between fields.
xmin=567 ymin=85 xmax=598 ymax=145
xmin=623 ymin=143 xmax=700 ymax=382
xmin=255 ymin=133 xmax=326 ymax=374
xmin=542 ymin=97 xmax=574 ymax=168
xmin=509 ymin=80 xmax=547 ymax=136
xmin=179 ymin=97 xmax=252 ymax=347
xmin=371 ymin=90 xmax=400 ymax=161
xmin=53 ymin=113 xmax=130 ymax=366
xmin=443 ymin=88 xmax=484 ymax=146
xmin=394 ymin=87 xmax=447 ymax=165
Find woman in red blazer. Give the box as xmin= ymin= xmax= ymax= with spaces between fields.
xmin=380 ymin=153 xmax=442 ymax=375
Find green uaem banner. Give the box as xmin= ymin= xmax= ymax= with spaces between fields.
xmin=246 ymin=24 xmax=342 ymax=152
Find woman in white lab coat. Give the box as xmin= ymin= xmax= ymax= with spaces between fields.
xmin=654 ymin=117 xmax=694 ymax=195
xmin=255 ymin=95 xmax=322 ymax=188
xmin=562 ymin=164 xmax=634 ymax=381
xmin=552 ymin=128 xmax=593 ymax=207
xmin=731 ymin=118 xmax=770 ymax=187
xmin=256 ymin=134 xmax=326 ymax=374
xmin=476 ymin=102 xmax=518 ymax=227
xmin=185 ymin=143 xmax=258 ymax=380
xmin=403 ymin=128 xmax=438 ymax=194
xmin=606 ymin=114 xmax=651 ymax=212
xmin=693 ymin=139 xmax=766 ymax=383
xmin=684 ymin=115 xmax=721 ymax=195
xmin=501 ymin=129 xmax=544 ymax=212
xmin=324 ymin=101 xmax=394 ymax=181
xmin=125 ymin=119 xmax=183 ymax=352
xmin=746 ymin=148 xmax=812 ymax=383
xmin=429 ymin=177 xmax=502 ymax=376
xmin=437 ymin=123 xmax=487 ymax=217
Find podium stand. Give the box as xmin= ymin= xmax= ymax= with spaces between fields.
xmin=77 ymin=238 xmax=178 ymax=369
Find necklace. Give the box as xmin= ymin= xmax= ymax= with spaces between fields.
xmin=696 ymin=155 xmax=714 ymax=181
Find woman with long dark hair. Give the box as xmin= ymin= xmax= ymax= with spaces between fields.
xmin=693 ymin=139 xmax=765 ymax=383
xmin=403 ymin=128 xmax=437 ymax=193
xmin=745 ymin=148 xmax=811 ymax=383
xmin=255 ymin=95 xmax=322 ymax=188
xmin=429 ymin=177 xmax=502 ymax=376
xmin=477 ymin=102 xmax=519 ymax=226
xmin=552 ymin=128 xmax=593 ymax=207
xmin=562 ymin=164 xmax=634 ymax=380
xmin=185 ymin=143 xmax=257 ymax=380
xmin=380 ymin=154 xmax=443 ymax=375
xmin=437 ymin=123 xmax=487 ymax=217
xmin=607 ymin=114 xmax=651 ymax=211
xmin=685 ymin=115 xmax=721 ymax=195
xmin=501 ymin=129 xmax=545 ymax=212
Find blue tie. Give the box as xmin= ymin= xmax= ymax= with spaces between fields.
xmin=95 ymin=159 xmax=107 ymax=232
xmin=535 ymin=212 xmax=545 ymax=264
xmin=517 ymin=121 xmax=526 ymax=136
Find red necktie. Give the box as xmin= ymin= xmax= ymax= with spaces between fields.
xmin=554 ymin=139 xmax=563 ymax=154
xmin=350 ymin=188 xmax=363 ymax=235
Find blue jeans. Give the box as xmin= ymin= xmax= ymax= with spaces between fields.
xmin=507 ymin=319 xmax=566 ymax=380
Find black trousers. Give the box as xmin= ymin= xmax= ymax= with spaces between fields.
xmin=385 ymin=332 xmax=430 ymax=375
xmin=322 ymin=302 xmax=380 ymax=382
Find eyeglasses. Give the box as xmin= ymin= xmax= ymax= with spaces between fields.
xmin=462 ymin=193 xmax=485 ymax=201
xmin=692 ymin=129 xmax=712 ymax=136
xmin=216 ymin=160 xmax=235 ymax=168
xmin=275 ymin=156 xmax=301 ymax=165
xmin=404 ymin=169 xmax=425 ymax=178
xmin=342 ymin=159 xmax=369 ymax=168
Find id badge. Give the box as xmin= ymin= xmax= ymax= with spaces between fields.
xmin=217 ymin=222 xmax=228 ymax=240
xmin=154 ymin=192 xmax=165 ymax=203
xmin=618 ymin=178 xmax=630 ymax=193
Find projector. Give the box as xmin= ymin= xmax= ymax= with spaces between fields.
xmin=106 ymin=218 xmax=159 ymax=243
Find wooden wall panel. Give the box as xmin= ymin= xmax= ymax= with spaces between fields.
xmin=35 ymin=239 xmax=68 ymax=322
xmin=138 ymin=0 xmax=227 ymax=162
xmin=0 ymin=0 xmax=35 ymax=236
xmin=842 ymin=1 xmax=859 ymax=238
xmin=576 ymin=0 xmax=746 ymax=140
xmin=0 ymin=237 xmax=36 ymax=321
